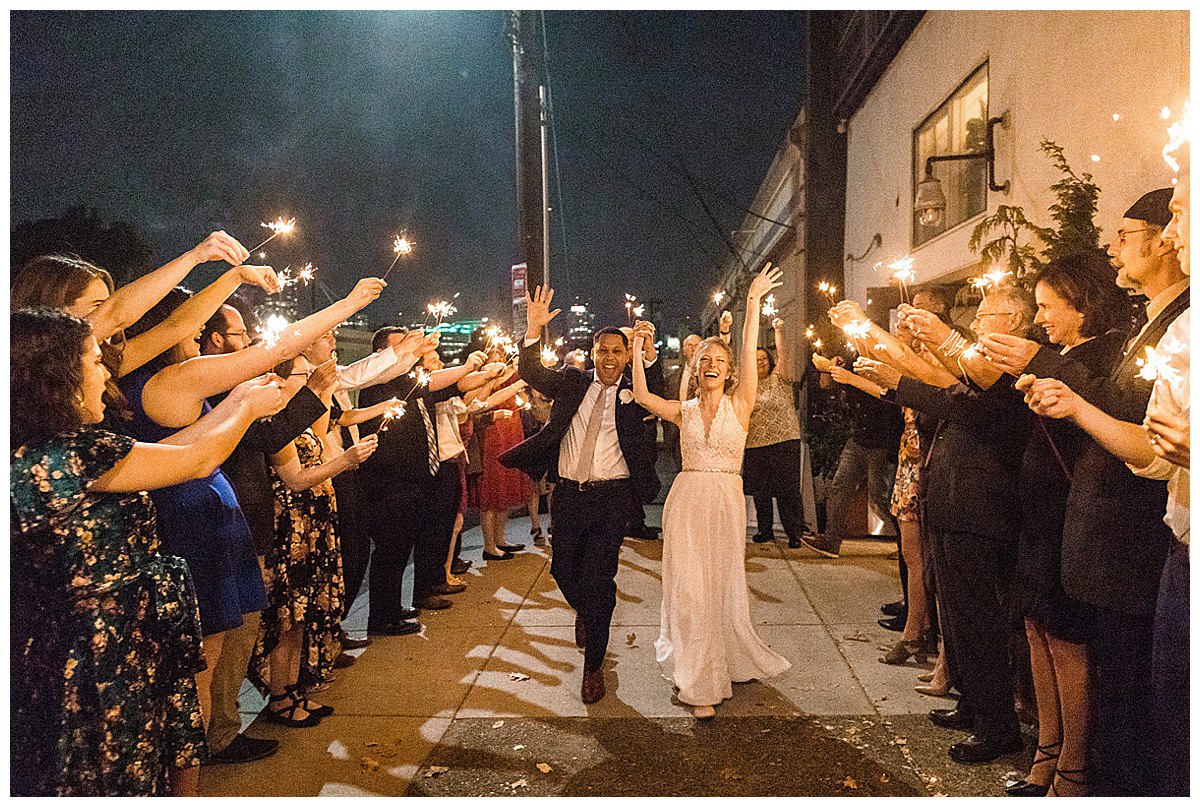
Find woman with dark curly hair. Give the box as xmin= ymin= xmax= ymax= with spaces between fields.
xmin=1004 ymin=254 xmax=1130 ymax=797
xmin=10 ymin=308 xmax=284 ymax=796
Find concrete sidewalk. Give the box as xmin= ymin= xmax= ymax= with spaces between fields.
xmin=200 ymin=509 xmax=1030 ymax=796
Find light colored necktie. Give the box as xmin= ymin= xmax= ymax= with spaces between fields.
xmin=417 ymin=399 xmax=440 ymax=476
xmin=574 ymin=383 xmax=611 ymax=482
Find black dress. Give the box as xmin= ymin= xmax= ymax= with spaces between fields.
xmin=1012 ymin=331 xmax=1125 ymax=642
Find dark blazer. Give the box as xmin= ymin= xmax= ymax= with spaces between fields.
xmin=1024 ymin=288 xmax=1189 ymax=614
xmin=500 ymin=339 xmax=665 ymax=504
xmin=209 ymin=385 xmax=328 ymax=555
xmin=358 ymin=373 xmax=460 ymax=484
xmin=894 ymin=374 xmax=1031 ymax=541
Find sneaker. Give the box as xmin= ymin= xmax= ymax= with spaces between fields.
xmin=799 ymin=532 xmax=841 ymax=558
xmin=206 ymin=734 xmax=279 ymax=765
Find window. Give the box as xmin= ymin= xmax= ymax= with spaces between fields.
xmin=913 ymin=63 xmax=988 ymax=246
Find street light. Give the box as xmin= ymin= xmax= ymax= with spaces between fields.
xmin=914 ymin=113 xmax=1010 ymax=230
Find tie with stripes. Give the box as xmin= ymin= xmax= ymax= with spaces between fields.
xmin=417 ymin=399 xmax=440 ymax=476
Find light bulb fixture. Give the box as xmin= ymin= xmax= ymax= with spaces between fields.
xmin=916 ymin=113 xmax=1010 ymax=232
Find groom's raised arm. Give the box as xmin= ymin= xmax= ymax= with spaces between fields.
xmin=519 ymin=336 xmax=568 ymax=399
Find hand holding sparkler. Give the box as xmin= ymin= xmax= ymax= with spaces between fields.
xmin=347 ymin=277 xmax=387 ymax=310
xmin=228 ymin=373 xmax=287 ymax=419
xmin=852 ymin=357 xmax=901 ymax=391
xmin=377 ymin=400 xmax=408 ymax=432
xmin=235 ymin=264 xmax=283 ymax=295
xmin=827 ymin=299 xmax=868 ymax=329
xmin=1016 ymin=374 xmax=1081 ymax=420
xmin=1145 ymin=407 xmax=1190 ymax=468
xmin=305 ymin=358 xmax=339 ymax=397
xmin=249 ymin=217 xmax=297 ymax=254
xmin=343 ymin=434 xmax=379 ymax=469
xmin=190 ymin=230 xmax=250 ymax=267
xmin=977 ymin=332 xmax=1040 ymax=376
xmin=719 ymin=310 xmax=733 ymax=336
xmin=897 ymin=305 xmax=950 ymax=345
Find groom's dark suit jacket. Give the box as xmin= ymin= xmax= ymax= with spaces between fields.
xmin=500 ymin=338 xmax=665 ymax=504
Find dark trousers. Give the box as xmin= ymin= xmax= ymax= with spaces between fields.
xmin=1152 ymin=542 xmax=1189 ymax=796
xmin=362 ymin=465 xmax=461 ymax=629
xmin=745 ymin=440 xmax=804 ymax=542
xmin=1089 ymin=604 xmax=1157 ymax=796
xmin=333 ymin=470 xmax=369 ymax=620
xmin=825 ymin=439 xmax=896 ymax=542
xmin=550 ymin=480 xmax=635 ymax=672
xmin=926 ymin=524 xmax=1019 ymax=740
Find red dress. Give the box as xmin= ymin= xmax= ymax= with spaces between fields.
xmin=477 ymin=375 xmax=532 ymax=511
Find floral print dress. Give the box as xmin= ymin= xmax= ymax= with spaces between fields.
xmin=250 ymin=428 xmax=344 ymax=693
xmin=889 ymin=407 xmax=922 ymax=523
xmin=10 ymin=429 xmax=206 ymax=796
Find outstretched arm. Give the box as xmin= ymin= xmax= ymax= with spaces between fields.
xmin=632 ymin=328 xmax=681 ymax=425
xmin=731 ymin=264 xmax=784 ymax=424
xmin=88 ymin=231 xmax=250 ymax=341
xmin=1018 ymin=375 xmax=1158 ymax=468
xmin=271 ymin=434 xmax=378 ymax=491
xmin=518 ymin=285 xmax=569 ymax=399
xmin=771 ymin=318 xmax=796 ymax=383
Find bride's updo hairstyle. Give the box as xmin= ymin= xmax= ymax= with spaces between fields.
xmin=690 ymin=336 xmax=738 ymax=394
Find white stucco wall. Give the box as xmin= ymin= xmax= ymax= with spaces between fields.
xmin=843 ymin=9 xmax=1190 ymax=303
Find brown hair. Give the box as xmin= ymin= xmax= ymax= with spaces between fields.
xmin=1034 ymin=253 xmax=1134 ymax=339
xmin=11 ymin=308 xmax=93 ymax=446
xmin=690 ymin=337 xmax=739 ymax=394
xmin=10 ymin=254 xmax=115 ymax=312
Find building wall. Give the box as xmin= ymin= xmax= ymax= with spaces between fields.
xmin=843 ymin=9 xmax=1189 ymax=302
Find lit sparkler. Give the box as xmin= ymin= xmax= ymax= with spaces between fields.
xmin=712 ymin=290 xmax=726 ymax=305
xmin=817 ymin=280 xmax=838 ymax=307
xmin=632 ymin=304 xmax=646 ymax=318
xmin=842 ymin=320 xmax=872 ymax=339
xmin=887 ymin=256 xmax=916 ymax=304
xmin=970 ymin=276 xmax=991 ymax=298
xmin=624 ymin=293 xmax=637 ymax=326
xmin=1163 ymin=101 xmax=1191 ymax=173
xmin=983 ymin=268 xmax=1012 ymax=288
xmin=426 ymin=300 xmax=458 ymax=327
xmin=382 ymin=234 xmax=415 ymax=281
xmin=761 ymin=293 xmax=778 ymax=317
xmin=812 ymin=338 xmax=824 ymax=354
xmin=378 ymin=400 xmax=408 ymax=432
xmin=249 ymin=217 xmax=296 ymax=253
xmin=257 ymin=313 xmax=291 ymax=349
xmin=280 ymin=262 xmax=317 ymax=288
xmin=805 ymin=324 xmax=815 ymax=340
xmin=1136 ymin=344 xmax=1183 ymax=384
xmin=540 ymin=346 xmax=559 ymax=366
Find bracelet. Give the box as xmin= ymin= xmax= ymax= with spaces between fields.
xmin=942 ymin=334 xmax=968 ymax=359
xmin=719 ymin=331 xmax=731 ymax=337
xmin=938 ymin=331 xmax=967 ymax=356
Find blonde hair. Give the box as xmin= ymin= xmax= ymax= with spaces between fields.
xmin=689 ymin=337 xmax=739 ymax=395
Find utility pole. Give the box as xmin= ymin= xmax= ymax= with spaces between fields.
xmin=509 ymin=11 xmax=547 ymax=292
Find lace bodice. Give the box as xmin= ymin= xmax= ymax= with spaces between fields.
xmin=679 ymin=396 xmax=746 ymax=473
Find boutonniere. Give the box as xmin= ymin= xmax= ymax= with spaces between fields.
xmin=618 ymin=389 xmax=635 ymax=405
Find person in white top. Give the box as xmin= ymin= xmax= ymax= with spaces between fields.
xmin=631 ymin=264 xmax=792 ymax=719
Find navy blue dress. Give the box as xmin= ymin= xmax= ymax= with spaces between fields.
xmin=119 ymin=364 xmax=267 ymax=636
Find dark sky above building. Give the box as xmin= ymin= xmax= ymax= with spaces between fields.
xmin=11 ymin=10 xmax=806 ymax=330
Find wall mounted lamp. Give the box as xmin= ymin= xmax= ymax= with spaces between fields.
xmin=914 ymin=113 xmax=1010 ymax=229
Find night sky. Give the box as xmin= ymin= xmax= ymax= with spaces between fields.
xmin=11 ymin=10 xmax=806 ymax=330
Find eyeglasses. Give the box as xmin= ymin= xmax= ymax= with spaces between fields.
xmin=222 ymin=330 xmax=248 ymax=338
xmin=971 ymin=311 xmax=1019 ymax=323
xmin=1114 ymin=227 xmax=1153 ymax=248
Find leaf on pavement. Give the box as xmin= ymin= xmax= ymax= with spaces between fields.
xmin=360 ymin=757 xmax=380 ymax=772
xmin=842 ymin=775 xmax=859 ymax=789
xmin=536 ymin=763 xmax=552 ymax=774
xmin=842 ymin=632 xmax=871 ymax=642
xmin=510 ymin=778 xmax=528 ymax=789
xmin=424 ymin=766 xmax=450 ymax=778
xmin=720 ymin=766 xmax=743 ymax=781
xmin=626 ymin=632 xmax=637 ymax=646
xmin=508 ymin=672 xmax=531 ymax=682
xmin=492 ymin=720 xmax=505 ymax=729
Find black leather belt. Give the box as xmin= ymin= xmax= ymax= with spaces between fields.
xmin=557 ymin=477 xmax=630 ymax=493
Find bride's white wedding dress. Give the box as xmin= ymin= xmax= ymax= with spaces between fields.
xmin=656 ymin=396 xmax=792 ymax=706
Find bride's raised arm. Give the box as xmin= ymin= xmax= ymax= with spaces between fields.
xmin=631 ymin=321 xmax=682 ymax=426
xmin=731 ymin=263 xmax=784 ymax=426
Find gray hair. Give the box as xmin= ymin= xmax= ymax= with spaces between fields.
xmin=989 ymin=284 xmax=1038 ymax=338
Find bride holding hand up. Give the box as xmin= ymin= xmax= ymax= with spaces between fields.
xmin=631 ymin=264 xmax=792 ymax=719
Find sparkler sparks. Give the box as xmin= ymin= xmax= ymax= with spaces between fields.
xmin=382 ymin=233 xmax=415 ymax=280
xmin=761 ymin=293 xmax=778 ymax=317
xmin=817 ymin=280 xmax=839 ymax=307
xmin=842 ymin=320 xmax=872 ymax=339
xmin=805 ymin=325 xmax=815 ymax=340
xmin=257 ymin=313 xmax=291 ymax=349
xmin=378 ymin=400 xmax=408 ymax=432
xmin=540 ymin=346 xmax=559 ymax=366
xmin=1136 ymin=344 xmax=1183 ymax=384
xmin=1163 ymin=101 xmax=1191 ymax=173
xmin=280 ymin=262 xmax=318 ymax=288
xmin=887 ymin=256 xmax=916 ymax=304
xmin=426 ymin=300 xmax=458 ymax=327
xmin=249 ymin=216 xmax=297 ymax=253
xmin=625 ymin=293 xmax=637 ymax=325
xmin=712 ymin=291 xmax=726 ymax=305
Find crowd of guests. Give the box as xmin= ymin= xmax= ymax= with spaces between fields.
xmin=9 ymin=235 xmax=552 ymax=795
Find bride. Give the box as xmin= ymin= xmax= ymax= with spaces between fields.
xmin=631 ymin=264 xmax=792 ymax=718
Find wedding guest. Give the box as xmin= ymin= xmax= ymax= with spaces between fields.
xmin=744 ymin=318 xmax=806 ymax=547
xmin=981 ymin=188 xmax=1187 ymax=796
xmin=11 ymin=308 xmax=282 ymax=796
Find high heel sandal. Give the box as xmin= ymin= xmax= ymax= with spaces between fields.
xmin=300 ymin=689 xmax=334 ymax=718
xmin=531 ymin=527 xmax=546 ymax=546
xmin=1049 ymin=766 xmax=1087 ymax=797
xmin=266 ymin=685 xmax=321 ymax=727
xmin=880 ymin=639 xmax=928 ymax=665
xmin=1004 ymin=741 xmax=1060 ymax=797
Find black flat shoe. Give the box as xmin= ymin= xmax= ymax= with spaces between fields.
xmin=496 ymin=542 xmax=525 ymax=552
xmin=482 ymin=550 xmax=515 ymax=560
xmin=751 ymin=533 xmax=773 ymax=543
xmin=301 ymin=694 xmax=334 ymax=718
xmin=369 ymin=620 xmax=422 ymax=637
xmin=878 ymin=615 xmax=906 ymax=632
xmin=949 ymin=733 xmax=1023 ymax=764
xmin=397 ymin=607 xmax=420 ymax=621
xmin=880 ymin=600 xmax=906 ymax=617
xmin=205 ymin=734 xmax=279 ymax=765
xmin=929 ymin=707 xmax=973 ymax=731
xmin=450 ymin=558 xmax=472 ymax=575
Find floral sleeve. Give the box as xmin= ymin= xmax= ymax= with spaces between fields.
xmin=10 ymin=429 xmax=136 ymax=533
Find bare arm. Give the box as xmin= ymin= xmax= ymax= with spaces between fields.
xmin=88 ymin=231 xmax=249 ymax=341
xmin=632 ymin=334 xmax=682 ymax=425
xmin=771 ymin=318 xmax=796 ymax=383
xmin=731 ymin=265 xmax=784 ymax=425
xmin=92 ymin=376 xmax=283 ymax=493
xmin=338 ymin=397 xmax=402 ymax=427
xmin=470 ymin=378 xmax=528 ymax=412
xmin=140 ymin=278 xmax=386 ymax=428
xmin=270 ymin=433 xmax=378 ymax=492
xmin=830 ymin=363 xmax=886 ymax=399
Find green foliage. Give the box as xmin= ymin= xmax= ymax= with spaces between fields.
xmin=968 ymin=140 xmax=1104 ymax=275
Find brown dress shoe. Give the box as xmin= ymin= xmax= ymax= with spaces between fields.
xmin=431 ymin=583 xmax=467 ymax=595
xmin=581 ymin=669 xmax=605 ymax=704
xmin=416 ymin=595 xmax=453 ymax=610
xmin=333 ymin=651 xmax=357 ymax=669
xmin=574 ymin=617 xmax=586 ymax=649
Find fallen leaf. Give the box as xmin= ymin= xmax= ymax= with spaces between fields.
xmin=513 ymin=744 xmax=526 ymax=751
xmin=509 ymin=778 xmax=528 ymax=789
xmin=720 ymin=766 xmax=743 ymax=781
xmin=536 ymin=763 xmax=552 ymax=774
xmin=625 ymin=632 xmax=637 ymax=646
xmin=492 ymin=720 xmax=505 ymax=729
xmin=890 ymin=738 xmax=906 ymax=746
xmin=508 ymin=672 xmax=530 ymax=682
xmin=843 ymin=632 xmax=871 ymax=643
xmin=842 ymin=775 xmax=858 ymax=790
xmin=880 ymin=773 xmax=892 ymax=783
xmin=424 ymin=766 xmax=449 ymax=778
xmin=365 ymin=741 xmax=381 ymax=748
xmin=360 ymin=757 xmax=380 ymax=772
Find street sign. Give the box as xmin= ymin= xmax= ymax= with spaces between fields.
xmin=512 ymin=261 xmax=529 ymax=334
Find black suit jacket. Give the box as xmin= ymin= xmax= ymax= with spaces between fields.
xmin=209 ymin=385 xmax=328 ymax=554
xmin=894 ymin=374 xmax=1031 ymax=541
xmin=358 ymin=373 xmax=460 ymax=485
xmin=1024 ymin=288 xmax=1188 ymax=614
xmin=500 ymin=339 xmax=665 ymax=504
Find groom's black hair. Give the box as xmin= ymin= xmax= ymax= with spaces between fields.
xmin=593 ymin=326 xmax=628 ymax=349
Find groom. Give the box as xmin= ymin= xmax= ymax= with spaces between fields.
xmin=501 ymin=286 xmax=664 ymax=703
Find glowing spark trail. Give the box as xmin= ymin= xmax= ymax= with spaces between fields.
xmin=249 ymin=217 xmax=296 ymax=253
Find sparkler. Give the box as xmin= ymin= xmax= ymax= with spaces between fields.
xmin=817 ymin=280 xmax=839 ymax=308
xmin=761 ymin=293 xmax=778 ymax=317
xmin=957 ymin=343 xmax=982 ymax=380
xmin=624 ymin=293 xmax=637 ymax=326
xmin=1163 ymin=101 xmax=1191 ymax=173
xmin=279 ymin=262 xmax=318 ymax=289
xmin=382 ymin=234 xmax=414 ymax=281
xmin=378 ymin=400 xmax=408 ymax=432
xmin=712 ymin=290 xmax=726 ymax=306
xmin=632 ymin=304 xmax=645 ymax=318
xmin=249 ymin=217 xmax=296 ymax=254
xmin=426 ymin=300 xmax=458 ymax=327
xmin=842 ymin=320 xmax=872 ymax=339
xmin=805 ymin=324 xmax=815 ymax=340
xmin=970 ymin=276 xmax=991 ymax=298
xmin=540 ymin=346 xmax=559 ymax=366
xmin=1136 ymin=344 xmax=1183 ymax=384
xmin=983 ymin=268 xmax=1012 ymax=288
xmin=887 ymin=256 xmax=916 ymax=305
xmin=812 ymin=338 xmax=824 ymax=354
xmin=257 ymin=313 xmax=291 ymax=349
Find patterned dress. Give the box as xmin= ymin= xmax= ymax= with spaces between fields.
xmin=889 ymin=407 xmax=922 ymax=522
xmin=11 ymin=429 xmax=206 ymax=796
xmin=250 ymin=429 xmax=344 ymax=692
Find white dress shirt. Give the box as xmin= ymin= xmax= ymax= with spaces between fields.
xmin=331 ymin=349 xmax=401 ymax=447
xmin=1128 ymin=309 xmax=1190 ymax=544
xmin=559 ymin=379 xmax=630 ymax=482
xmin=436 ymin=397 xmax=468 ymax=462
